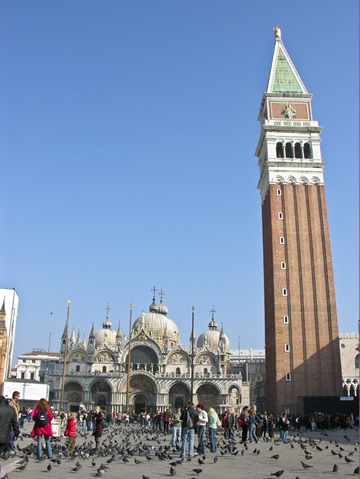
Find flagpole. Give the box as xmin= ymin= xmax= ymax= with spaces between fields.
xmin=190 ymin=306 xmax=194 ymax=403
xmin=60 ymin=300 xmax=71 ymax=410
xmin=126 ymin=303 xmax=133 ymax=414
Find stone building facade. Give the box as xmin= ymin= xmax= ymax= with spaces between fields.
xmin=43 ymin=293 xmax=248 ymax=414
xmin=339 ymin=332 xmax=359 ymax=397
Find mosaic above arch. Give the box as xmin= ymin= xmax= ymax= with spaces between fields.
xmin=69 ymin=351 xmax=88 ymax=362
xmin=196 ymin=353 xmax=215 ymax=365
xmin=94 ymin=351 xmax=115 ymax=363
xmin=167 ymin=352 xmax=189 ymax=364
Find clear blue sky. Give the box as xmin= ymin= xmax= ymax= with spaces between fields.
xmin=1 ymin=1 xmax=358 ymax=362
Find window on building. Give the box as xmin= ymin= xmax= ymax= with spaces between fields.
xmin=355 ymin=354 xmax=360 ymax=369
xmin=278 ymin=212 xmax=283 ymax=219
xmin=286 ymin=372 xmax=291 ymax=381
xmin=304 ymin=142 xmax=312 ymax=159
xmin=282 ymin=288 xmax=287 ymax=296
xmin=32 ymin=360 xmax=35 ymax=363
xmin=285 ymin=344 xmax=290 ymax=352
xmin=30 ymin=372 xmax=34 ymax=380
xmin=22 ymin=359 xmax=26 ymax=363
xmin=176 ymin=367 xmax=181 ymax=375
xmin=21 ymin=372 xmax=25 ymax=379
xmin=280 ymin=237 xmax=285 ymax=244
xmin=276 ymin=142 xmax=284 ymax=158
xmin=283 ymin=316 xmax=289 ymax=324
xmin=285 ymin=142 xmax=294 ymax=158
xmin=281 ymin=262 xmax=286 ymax=269
xmin=102 ymin=366 xmax=107 ymax=373
xmin=76 ymin=365 xmax=80 ymax=372
xmin=295 ymin=142 xmax=303 ymax=158
xmin=277 ymin=189 xmax=282 ymax=196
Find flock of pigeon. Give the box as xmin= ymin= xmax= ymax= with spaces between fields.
xmin=0 ymin=424 xmax=359 ymax=479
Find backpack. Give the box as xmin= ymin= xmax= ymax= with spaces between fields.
xmin=37 ymin=409 xmax=49 ymax=427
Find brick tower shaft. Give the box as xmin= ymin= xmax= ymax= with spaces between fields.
xmin=256 ymin=28 xmax=342 ymax=414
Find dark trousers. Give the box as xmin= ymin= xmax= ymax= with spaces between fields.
xmin=241 ymin=424 xmax=248 ymax=442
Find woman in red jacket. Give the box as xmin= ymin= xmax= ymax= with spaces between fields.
xmin=31 ymin=398 xmax=53 ymax=460
xmin=64 ymin=412 xmax=77 ymax=453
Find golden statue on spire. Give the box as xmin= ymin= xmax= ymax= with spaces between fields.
xmin=274 ymin=26 xmax=281 ymax=39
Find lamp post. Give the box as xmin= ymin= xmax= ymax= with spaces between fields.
xmin=60 ymin=300 xmax=71 ymax=410
xmin=126 ymin=303 xmax=133 ymax=414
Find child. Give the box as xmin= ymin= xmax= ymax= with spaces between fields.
xmin=64 ymin=412 xmax=77 ymax=453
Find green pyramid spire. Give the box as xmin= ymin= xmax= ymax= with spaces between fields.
xmin=273 ymin=48 xmax=302 ymax=93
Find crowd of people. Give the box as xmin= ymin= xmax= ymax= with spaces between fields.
xmin=0 ymin=389 xmax=359 ymax=468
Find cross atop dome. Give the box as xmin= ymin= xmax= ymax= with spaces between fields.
xmin=149 ymin=286 xmax=158 ymax=312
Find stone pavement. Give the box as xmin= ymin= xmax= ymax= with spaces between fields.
xmin=1 ymin=421 xmax=359 ymax=479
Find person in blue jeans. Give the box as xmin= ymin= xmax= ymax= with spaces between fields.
xmin=171 ymin=407 xmax=182 ymax=447
xmin=282 ymin=414 xmax=289 ymax=443
xmin=196 ymin=404 xmax=208 ymax=454
xmin=207 ymin=408 xmax=218 ymax=453
xmin=248 ymin=409 xmax=259 ymax=444
xmin=180 ymin=402 xmax=199 ymax=458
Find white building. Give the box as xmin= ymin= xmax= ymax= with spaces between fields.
xmin=0 ymin=288 xmax=19 ymax=382
xmin=15 ymin=350 xmax=60 ymax=381
xmin=339 ymin=332 xmax=359 ymax=396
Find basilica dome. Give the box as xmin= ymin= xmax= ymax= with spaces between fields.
xmin=197 ymin=319 xmax=230 ymax=353
xmin=132 ymin=297 xmax=179 ymax=345
xmin=95 ymin=316 xmax=117 ymax=347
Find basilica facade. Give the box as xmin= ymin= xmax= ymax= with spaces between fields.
xmin=44 ymin=293 xmax=247 ymax=414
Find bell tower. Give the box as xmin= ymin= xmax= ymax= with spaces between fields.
xmin=0 ymin=300 xmax=8 ymax=394
xmin=255 ymin=28 xmax=342 ymax=413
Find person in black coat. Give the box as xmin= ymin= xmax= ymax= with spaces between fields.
xmin=0 ymin=395 xmax=20 ymax=473
xmin=0 ymin=395 xmax=20 ymax=449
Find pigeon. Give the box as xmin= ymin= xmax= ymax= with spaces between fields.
xmin=333 ymin=464 xmax=338 ymax=472
xmin=345 ymin=456 xmax=354 ymax=463
xmin=271 ymin=454 xmax=280 ymax=460
xmin=198 ymin=458 xmax=205 ymax=464
xmin=71 ymin=465 xmax=81 ymax=472
xmin=353 ymin=466 xmax=359 ymax=474
xmin=214 ymin=456 xmax=218 ymax=463
xmin=170 ymin=466 xmax=176 ymax=476
xmin=134 ymin=458 xmax=143 ymax=464
xmin=192 ymin=469 xmax=202 ymax=474
xmin=301 ymin=461 xmax=313 ymax=469
xmin=270 ymin=471 xmax=284 ymax=477
xmin=47 ymin=463 xmax=52 ymax=471
xmin=15 ymin=464 xmax=27 ymax=471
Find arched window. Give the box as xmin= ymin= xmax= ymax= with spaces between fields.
xmin=295 ymin=143 xmax=302 ymax=158
xmin=276 ymin=142 xmax=284 ymax=158
xmin=75 ymin=365 xmax=80 ymax=372
xmin=285 ymin=143 xmax=294 ymax=158
xmin=102 ymin=366 xmax=107 ymax=373
xmin=176 ymin=367 xmax=181 ymax=375
xmin=204 ymin=368 xmax=208 ymax=375
xmin=355 ymin=354 xmax=359 ymax=369
xmin=304 ymin=142 xmax=312 ymax=159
